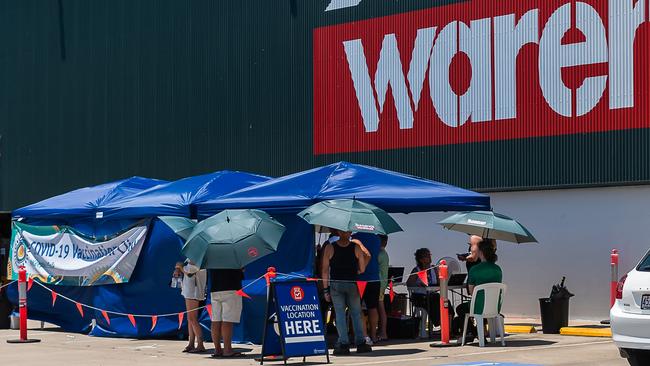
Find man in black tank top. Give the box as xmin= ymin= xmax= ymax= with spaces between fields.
xmin=321 ymin=230 xmax=372 ymax=355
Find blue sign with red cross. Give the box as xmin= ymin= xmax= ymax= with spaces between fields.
xmin=260 ymin=279 xmax=329 ymax=364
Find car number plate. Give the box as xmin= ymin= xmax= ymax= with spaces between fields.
xmin=642 ymin=295 xmax=650 ymax=310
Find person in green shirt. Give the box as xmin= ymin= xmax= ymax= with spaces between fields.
xmin=377 ymin=235 xmax=389 ymax=341
xmin=453 ymin=237 xmax=502 ymax=342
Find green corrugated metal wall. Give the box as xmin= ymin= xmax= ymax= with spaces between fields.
xmin=1 ymin=0 xmax=649 ymax=211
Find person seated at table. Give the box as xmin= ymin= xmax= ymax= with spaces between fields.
xmin=452 ymin=237 xmax=502 ymax=343
xmin=406 ymin=248 xmax=454 ymax=330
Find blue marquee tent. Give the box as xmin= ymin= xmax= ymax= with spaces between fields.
xmin=197 ymin=161 xmax=491 ymax=217
xmin=5 ymin=172 xmax=293 ymax=341
xmin=12 ymin=176 xmax=167 ymax=221
xmin=99 ymin=170 xmax=270 ymax=220
xmin=193 ymin=162 xmax=490 ymax=343
xmin=8 ymin=163 xmax=489 ymax=343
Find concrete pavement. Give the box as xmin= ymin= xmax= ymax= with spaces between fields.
xmin=0 ymin=327 xmax=626 ymax=366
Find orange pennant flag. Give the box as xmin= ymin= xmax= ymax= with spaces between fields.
xmin=127 ymin=314 xmax=136 ymax=328
xmin=76 ymin=302 xmax=84 ymax=318
xmin=206 ymin=304 xmax=213 ymax=319
xmin=51 ymin=291 xmax=58 ymax=307
xmin=150 ymin=316 xmax=158 ymax=332
xmin=389 ymin=281 xmax=395 ymax=303
xmin=417 ymin=270 xmax=429 ymax=286
xmin=178 ymin=313 xmax=184 ymax=330
xmin=101 ymin=311 xmax=110 ymax=325
xmin=356 ymin=281 xmax=367 ymax=298
xmin=236 ymin=289 xmax=251 ymax=299
xmin=27 ymin=278 xmax=34 ymax=291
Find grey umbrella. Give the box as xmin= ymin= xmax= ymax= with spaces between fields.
xmin=438 ymin=211 xmax=537 ymax=243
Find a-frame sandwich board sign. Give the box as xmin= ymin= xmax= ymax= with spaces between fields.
xmin=260 ymin=279 xmax=330 ymax=365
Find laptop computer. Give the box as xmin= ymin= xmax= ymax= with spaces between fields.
xmin=387 ymin=267 xmax=405 ymax=282
xmin=447 ymin=273 xmax=467 ymax=286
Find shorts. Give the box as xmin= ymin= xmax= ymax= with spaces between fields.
xmin=361 ymin=281 xmax=380 ymax=309
xmin=210 ymin=290 xmax=242 ymax=323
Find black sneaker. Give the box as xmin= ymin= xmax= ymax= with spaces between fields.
xmin=356 ymin=342 xmax=372 ymax=353
xmin=333 ymin=343 xmax=351 ymax=355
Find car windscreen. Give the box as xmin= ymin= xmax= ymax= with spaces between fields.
xmin=638 ymin=251 xmax=650 ymax=272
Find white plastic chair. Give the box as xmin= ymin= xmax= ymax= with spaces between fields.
xmin=461 ymin=283 xmax=507 ymax=347
xmin=407 ymin=289 xmax=429 ymax=338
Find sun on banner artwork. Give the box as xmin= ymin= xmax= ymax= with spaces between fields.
xmin=7 ymin=221 xmax=148 ymax=286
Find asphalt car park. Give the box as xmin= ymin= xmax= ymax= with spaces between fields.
xmin=0 ymin=327 xmax=626 ymax=366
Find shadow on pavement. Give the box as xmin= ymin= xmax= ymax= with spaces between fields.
xmin=479 ymin=339 xmax=557 ymax=348
xmin=335 ymin=348 xmax=427 ymax=357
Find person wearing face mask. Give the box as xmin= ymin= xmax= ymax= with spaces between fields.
xmin=175 ymin=259 xmax=207 ymax=353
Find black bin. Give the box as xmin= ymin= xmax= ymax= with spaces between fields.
xmin=539 ymin=297 xmax=569 ymax=334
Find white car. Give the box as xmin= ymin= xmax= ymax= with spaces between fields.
xmin=610 ymin=249 xmax=650 ymax=366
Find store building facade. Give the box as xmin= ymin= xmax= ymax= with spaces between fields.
xmin=1 ymin=0 xmax=649 ymax=318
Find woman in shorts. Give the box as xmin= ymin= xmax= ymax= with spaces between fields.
xmin=175 ymin=260 xmax=207 ymax=353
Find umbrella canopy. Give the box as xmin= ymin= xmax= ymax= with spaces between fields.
xmin=298 ymin=199 xmax=403 ymax=235
xmin=158 ymin=216 xmax=196 ymax=240
xmin=438 ymin=211 xmax=537 ymax=243
xmin=183 ymin=209 xmax=286 ymax=269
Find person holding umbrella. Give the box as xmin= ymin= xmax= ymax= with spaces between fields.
xmin=209 ymin=267 xmax=245 ymax=358
xmin=179 ymin=209 xmax=287 ymax=358
xmin=321 ymin=230 xmax=373 ymax=355
xmin=174 ymin=259 xmax=207 ymax=353
xmin=299 ymin=199 xmax=403 ymax=355
xmin=458 ymin=235 xmax=495 ymax=273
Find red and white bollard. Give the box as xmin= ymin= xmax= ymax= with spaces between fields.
xmin=7 ymin=266 xmax=40 ymax=343
xmin=438 ymin=260 xmax=450 ymax=345
xmin=610 ymin=249 xmax=619 ymax=308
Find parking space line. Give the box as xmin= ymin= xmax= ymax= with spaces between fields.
xmin=334 ymin=340 xmax=613 ymax=366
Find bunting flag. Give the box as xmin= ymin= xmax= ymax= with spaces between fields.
xmin=236 ymin=289 xmax=251 ymax=299
xmin=51 ymin=291 xmax=58 ymax=307
xmin=27 ymin=278 xmax=34 ymax=291
xmin=75 ymin=302 xmax=84 ymax=318
xmin=150 ymin=316 xmax=158 ymax=332
xmin=356 ymin=281 xmax=367 ymax=298
xmin=127 ymin=314 xmax=136 ymax=328
xmin=206 ymin=304 xmax=213 ymax=319
xmin=306 ymin=277 xmax=319 ymax=282
xmin=178 ymin=313 xmax=184 ymax=330
xmin=389 ymin=281 xmax=395 ymax=303
xmin=101 ymin=310 xmax=110 ymax=325
xmin=417 ymin=270 xmax=429 ymax=286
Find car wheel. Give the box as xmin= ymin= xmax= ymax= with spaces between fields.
xmin=626 ymin=349 xmax=650 ymax=366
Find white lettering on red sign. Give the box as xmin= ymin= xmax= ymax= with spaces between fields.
xmin=313 ymin=0 xmax=649 ymax=154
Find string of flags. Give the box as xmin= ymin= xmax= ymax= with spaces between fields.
xmin=275 ymin=263 xmax=440 ymax=303
xmin=0 ymin=280 xmax=17 ymax=291
xmin=19 ymin=264 xmax=440 ymax=332
xmin=29 ymin=274 xmax=266 ymax=332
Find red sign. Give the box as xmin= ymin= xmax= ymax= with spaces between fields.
xmin=313 ymin=0 xmax=650 ymax=154
xmin=290 ymin=286 xmax=305 ymax=302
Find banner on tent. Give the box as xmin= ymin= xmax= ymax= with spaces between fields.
xmin=8 ymin=221 xmax=148 ymax=286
